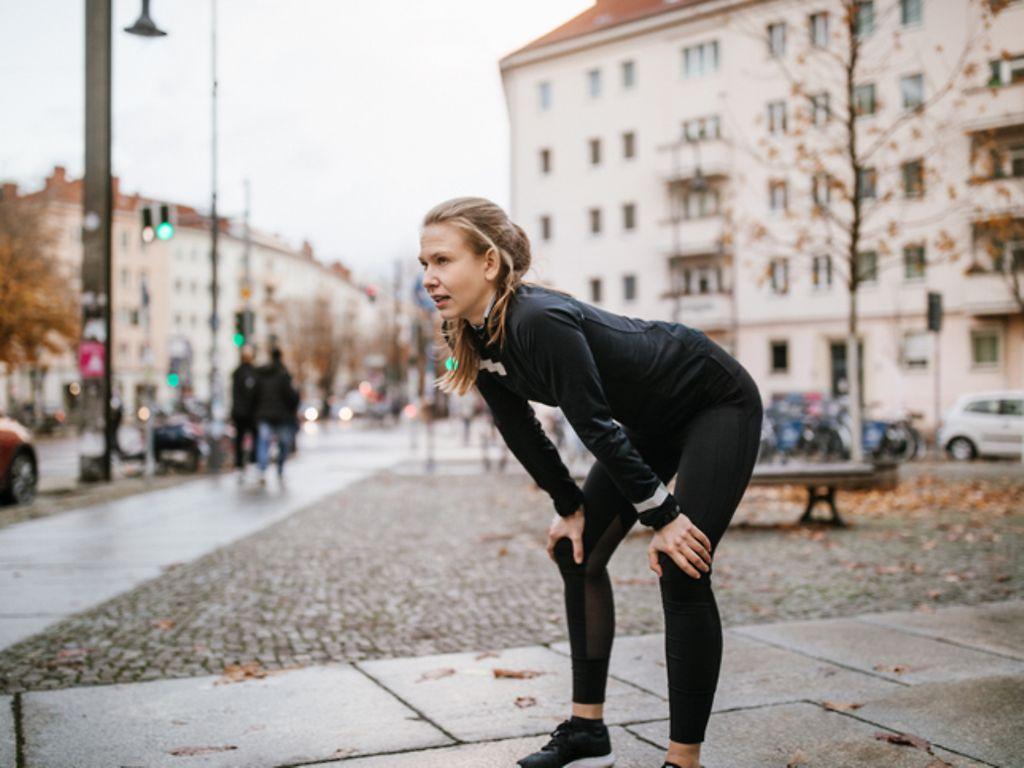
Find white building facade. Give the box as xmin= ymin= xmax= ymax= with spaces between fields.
xmin=500 ymin=0 xmax=1024 ymax=429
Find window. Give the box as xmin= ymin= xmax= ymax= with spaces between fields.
xmin=539 ymin=148 xmax=552 ymax=174
xmin=964 ymin=398 xmax=999 ymax=414
xmin=990 ymin=145 xmax=1024 ymax=178
xmin=683 ymin=40 xmax=720 ymax=78
xmin=622 ymin=203 xmax=637 ymax=231
xmin=588 ymin=208 xmax=602 ymax=235
xmin=855 ymin=1 xmax=875 ymax=37
xmin=809 ymin=12 xmax=829 ymax=47
xmin=770 ymin=340 xmax=789 ymax=373
xmin=811 ymin=92 xmax=830 ymax=126
xmin=538 ymin=81 xmax=552 ymax=110
xmin=1011 ymin=145 xmax=1024 ymax=177
xmin=587 ymin=69 xmax=602 ymax=98
xmin=856 ymin=250 xmax=878 ymax=283
xmin=993 ymin=239 xmax=1024 ymax=272
xmin=623 ymin=274 xmax=637 ymax=301
xmin=767 ymin=100 xmax=787 ymax=134
xmin=901 ymin=0 xmax=922 ymax=25
xmin=120 ymin=268 xmax=130 ymax=288
xmin=901 ymin=74 xmax=924 ymax=110
xmin=857 ymin=167 xmax=877 ymax=200
xmin=622 ymin=131 xmax=636 ymax=159
xmin=902 ymin=159 xmax=925 ymax=198
xmin=769 ymin=180 xmax=789 ymax=213
xmin=770 ymin=258 xmax=789 ymax=294
xmin=622 ymin=60 xmax=636 ymax=89
xmin=590 ymin=277 xmax=603 ymax=303
xmin=903 ymin=244 xmax=926 ymax=279
xmin=1001 ymin=398 xmax=1024 ymax=416
xmin=768 ymin=22 xmax=786 ymax=57
xmin=988 ymin=54 xmax=1024 ymax=86
xmin=589 ymin=138 xmax=602 ymax=166
xmin=971 ymin=330 xmax=1000 ymax=366
xmin=174 ymin=278 xmax=183 ymax=293
xmin=540 ymin=215 xmax=552 ymax=242
xmin=683 ymin=188 xmax=720 ymax=219
xmin=120 ymin=231 xmax=129 ymax=250
xmin=683 ymin=115 xmax=721 ymax=141
xmin=812 ymin=173 xmax=832 ymax=207
xmin=812 ymin=254 xmax=833 ymax=288
xmin=901 ymin=331 xmax=930 ymax=369
xmin=853 ymin=83 xmax=876 ymax=116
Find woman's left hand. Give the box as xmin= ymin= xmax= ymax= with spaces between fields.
xmin=647 ymin=513 xmax=713 ymax=579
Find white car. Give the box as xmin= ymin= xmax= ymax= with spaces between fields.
xmin=938 ymin=390 xmax=1024 ymax=461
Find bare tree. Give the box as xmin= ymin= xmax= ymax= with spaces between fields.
xmin=279 ymin=294 xmax=350 ymax=412
xmin=724 ymin=0 xmax=1011 ymax=461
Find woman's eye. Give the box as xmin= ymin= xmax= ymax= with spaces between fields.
xmin=437 ymin=257 xmax=448 ymax=265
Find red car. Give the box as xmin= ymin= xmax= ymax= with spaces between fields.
xmin=0 ymin=416 xmax=37 ymax=504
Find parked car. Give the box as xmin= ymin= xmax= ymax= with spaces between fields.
xmin=938 ymin=390 xmax=1024 ymax=461
xmin=0 ymin=416 xmax=38 ymax=504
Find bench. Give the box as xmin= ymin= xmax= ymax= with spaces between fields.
xmin=748 ymin=461 xmax=899 ymax=526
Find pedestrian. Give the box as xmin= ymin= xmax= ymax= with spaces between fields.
xmin=253 ymin=347 xmax=300 ymax=486
xmin=230 ymin=345 xmax=259 ymax=481
xmin=418 ymin=198 xmax=763 ymax=768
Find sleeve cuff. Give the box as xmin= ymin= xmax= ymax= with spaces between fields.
xmin=637 ymin=494 xmax=680 ymax=530
xmin=554 ymin=486 xmax=585 ymax=517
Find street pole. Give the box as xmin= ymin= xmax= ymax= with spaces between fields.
xmin=242 ymin=179 xmax=252 ymax=316
xmin=80 ymin=0 xmax=114 ymax=483
xmin=207 ymin=0 xmax=224 ymax=471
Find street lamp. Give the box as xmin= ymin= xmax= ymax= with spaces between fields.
xmin=124 ymin=0 xmax=167 ymax=37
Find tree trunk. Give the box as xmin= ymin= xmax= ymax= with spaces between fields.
xmin=847 ymin=287 xmax=864 ymax=463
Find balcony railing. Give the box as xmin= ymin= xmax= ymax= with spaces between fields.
xmin=963 ymin=268 xmax=1022 ymax=315
xmin=657 ymin=139 xmax=731 ymax=185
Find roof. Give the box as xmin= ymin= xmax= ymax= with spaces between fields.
xmin=505 ymin=0 xmax=715 ymax=60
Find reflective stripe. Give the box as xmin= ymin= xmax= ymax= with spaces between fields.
xmin=480 ymin=359 xmax=508 ymax=376
xmin=634 ymin=483 xmax=669 ymax=513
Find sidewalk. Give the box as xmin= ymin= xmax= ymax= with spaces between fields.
xmin=5 ymin=600 xmax=1021 ymax=767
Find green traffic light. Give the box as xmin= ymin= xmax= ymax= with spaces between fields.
xmin=156 ymin=222 xmax=174 ymax=240
xmin=233 ymin=333 xmax=245 ymax=347
xmin=167 ymin=373 xmax=180 ymax=388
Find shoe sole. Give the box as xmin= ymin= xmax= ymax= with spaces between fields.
xmin=565 ymin=754 xmax=615 ymax=768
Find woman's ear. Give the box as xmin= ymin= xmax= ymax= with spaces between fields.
xmin=483 ymin=247 xmax=502 ymax=282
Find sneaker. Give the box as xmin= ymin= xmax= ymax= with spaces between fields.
xmin=517 ymin=719 xmax=614 ymax=768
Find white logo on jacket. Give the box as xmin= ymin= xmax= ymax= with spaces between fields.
xmin=480 ymin=358 xmax=508 ymax=376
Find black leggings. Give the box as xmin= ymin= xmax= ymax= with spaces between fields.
xmin=552 ymin=342 xmax=763 ymax=744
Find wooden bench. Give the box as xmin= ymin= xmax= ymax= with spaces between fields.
xmin=748 ymin=461 xmax=899 ymax=526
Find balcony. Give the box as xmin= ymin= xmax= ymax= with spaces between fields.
xmin=659 ymin=214 xmax=725 ymax=258
xmin=657 ymin=139 xmax=731 ymax=185
xmin=963 ymin=269 xmax=1022 ymax=315
xmin=663 ymin=291 xmax=734 ymax=332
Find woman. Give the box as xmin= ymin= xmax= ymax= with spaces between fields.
xmin=419 ymin=198 xmax=763 ymax=768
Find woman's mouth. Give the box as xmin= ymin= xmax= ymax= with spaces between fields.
xmin=433 ymin=294 xmax=452 ymax=309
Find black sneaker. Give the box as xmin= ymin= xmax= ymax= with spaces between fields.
xmin=517 ymin=719 xmax=614 ymax=767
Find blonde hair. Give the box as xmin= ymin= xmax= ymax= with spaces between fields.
xmin=422 ymin=197 xmax=531 ymax=395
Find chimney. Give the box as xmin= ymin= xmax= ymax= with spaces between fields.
xmin=51 ymin=165 xmax=67 ymax=185
xmin=301 ymin=240 xmax=314 ymax=260
xmin=0 ymin=182 xmax=17 ymax=201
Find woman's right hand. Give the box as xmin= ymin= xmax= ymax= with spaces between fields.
xmin=546 ymin=506 xmax=585 ymax=565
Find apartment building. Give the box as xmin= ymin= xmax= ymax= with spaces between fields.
xmin=500 ymin=0 xmax=1023 ymax=426
xmin=1 ymin=167 xmax=369 ymax=415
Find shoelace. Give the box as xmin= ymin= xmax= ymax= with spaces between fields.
xmin=541 ymin=720 xmax=581 ymax=753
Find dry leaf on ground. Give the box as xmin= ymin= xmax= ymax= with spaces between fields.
xmin=515 ymin=696 xmax=537 ymax=708
xmin=493 ymin=668 xmax=545 ymax=680
xmin=416 ymin=667 xmax=456 ymax=682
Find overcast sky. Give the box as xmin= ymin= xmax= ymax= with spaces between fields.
xmin=0 ymin=0 xmax=590 ymax=280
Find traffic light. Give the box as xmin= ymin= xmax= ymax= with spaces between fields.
xmin=141 ymin=207 xmax=155 ymax=243
xmin=156 ymin=204 xmax=174 ymax=240
xmin=233 ymin=309 xmax=255 ymax=347
xmin=365 ymin=285 xmax=378 ymax=303
xmin=167 ymin=372 xmax=180 ymax=388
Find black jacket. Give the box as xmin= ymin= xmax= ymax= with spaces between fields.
xmin=253 ymin=362 xmax=299 ymax=425
xmin=230 ymin=363 xmax=259 ymax=422
xmin=472 ymin=283 xmax=710 ymax=529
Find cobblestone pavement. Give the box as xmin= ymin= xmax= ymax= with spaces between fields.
xmin=0 ymin=464 xmax=1020 ymax=694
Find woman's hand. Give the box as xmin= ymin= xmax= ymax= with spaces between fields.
xmin=648 ymin=514 xmax=713 ymax=579
xmin=546 ymin=506 xmax=585 ymax=565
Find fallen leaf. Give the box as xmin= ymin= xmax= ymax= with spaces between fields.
xmin=493 ymin=668 xmax=545 ymax=680
xmin=873 ymin=664 xmax=910 ymax=675
xmin=168 ymin=745 xmax=238 ymax=756
xmin=925 ymin=759 xmax=953 ymax=768
xmin=821 ymin=700 xmax=863 ymax=712
xmin=515 ymin=696 xmax=537 ymax=708
xmin=874 ymin=731 xmax=933 ymax=752
xmin=497 ymin=546 xmax=509 ymax=557
xmin=787 ymin=748 xmax=809 ymax=767
xmin=152 ymin=618 xmax=175 ymax=631
xmin=416 ymin=667 xmax=456 ymax=683
xmin=475 ymin=651 xmax=500 ymax=660
xmin=216 ymin=661 xmax=268 ymax=685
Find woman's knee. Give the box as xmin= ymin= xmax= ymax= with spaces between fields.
xmin=658 ymin=552 xmax=715 ymax=602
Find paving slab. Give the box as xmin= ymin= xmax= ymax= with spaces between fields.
xmin=855 ymin=675 xmax=1024 ymax=767
xmin=628 ymin=703 xmax=990 ymax=768
xmin=1 ymin=695 xmax=14 ymax=768
xmin=21 ymin=663 xmax=450 ymax=768
xmin=330 ymin=725 xmax=665 ymax=767
xmin=552 ymin=632 xmax=904 ymax=711
xmin=858 ymin=600 xmax=1024 ymax=660
xmin=734 ymin=616 xmax=1024 ymax=684
xmin=359 ymin=644 xmax=666 ymax=742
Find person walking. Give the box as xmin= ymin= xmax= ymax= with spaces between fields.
xmin=230 ymin=345 xmax=259 ymax=481
xmin=418 ymin=198 xmax=763 ymax=768
xmin=253 ymin=348 xmax=299 ymax=486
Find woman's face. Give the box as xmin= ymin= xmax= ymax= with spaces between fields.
xmin=418 ymin=222 xmax=499 ymax=324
